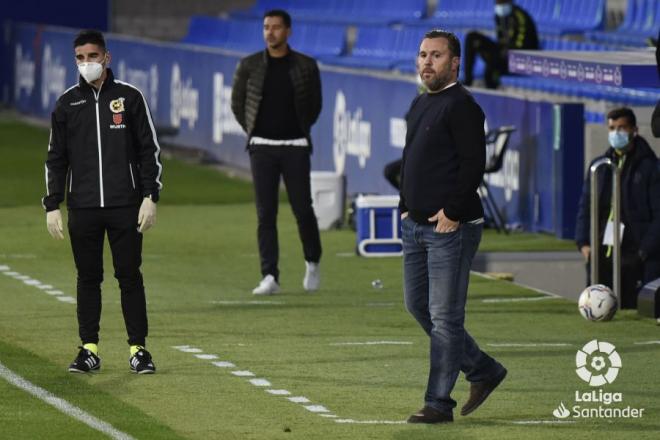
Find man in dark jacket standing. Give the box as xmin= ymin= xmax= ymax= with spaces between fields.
xmin=575 ymin=108 xmax=660 ymax=309
xmin=463 ymin=0 xmax=539 ymax=89
xmin=231 ymin=9 xmax=322 ymax=295
xmin=43 ymin=30 xmax=161 ymax=374
xmin=399 ymin=30 xmax=506 ymax=424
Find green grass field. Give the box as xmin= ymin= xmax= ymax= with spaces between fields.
xmin=0 ymin=117 xmax=658 ymax=439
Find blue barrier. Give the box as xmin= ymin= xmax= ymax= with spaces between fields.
xmin=9 ymin=23 xmax=583 ymax=239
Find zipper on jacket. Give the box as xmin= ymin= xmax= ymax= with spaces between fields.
xmin=93 ymin=85 xmax=105 ymax=207
xmin=129 ymin=163 xmax=136 ymax=189
xmin=69 ymin=170 xmax=73 ymax=193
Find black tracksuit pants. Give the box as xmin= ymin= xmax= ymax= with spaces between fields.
xmin=249 ymin=146 xmax=322 ymax=281
xmin=68 ymin=206 xmax=148 ymax=346
xmin=464 ymin=31 xmax=509 ymax=89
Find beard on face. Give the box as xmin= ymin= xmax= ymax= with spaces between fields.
xmin=420 ymin=69 xmax=452 ymax=92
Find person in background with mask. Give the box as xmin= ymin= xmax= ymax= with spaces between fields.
xmin=463 ymin=0 xmax=539 ymax=89
xmin=43 ymin=29 xmax=162 ymax=373
xmin=575 ymin=107 xmax=660 ymax=309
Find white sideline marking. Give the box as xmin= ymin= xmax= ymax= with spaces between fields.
xmin=512 ymin=420 xmax=576 ymax=425
xmin=488 ymin=343 xmax=572 ymax=347
xmin=3 ymin=271 xmax=19 ymax=276
xmin=634 ymin=341 xmax=660 ymax=345
xmin=471 ymin=271 xmax=562 ymax=298
xmin=288 ymin=396 xmax=310 ymax=403
xmin=172 ymin=345 xmax=203 ymax=353
xmin=194 ymin=354 xmax=219 ymax=360
xmin=36 ymin=284 xmax=53 ymax=290
xmin=12 ymin=274 xmax=30 ymax=280
xmin=334 ymin=419 xmax=407 ymax=425
xmin=56 ymin=296 xmax=76 ymax=304
xmin=0 ymin=265 xmax=10 ymax=271
xmin=366 ymin=302 xmax=396 ymax=307
xmin=482 ymin=296 xmax=559 ymax=303
xmin=335 ymin=252 xmax=355 ymax=257
xmin=211 ymin=300 xmax=284 ymax=305
xmin=46 ymin=290 xmax=64 ymax=296
xmin=266 ymin=389 xmax=291 ymax=395
xmin=231 ymin=370 xmax=255 ymax=377
xmin=22 ymin=279 xmax=42 ymax=286
xmin=330 ymin=341 xmax=412 ymax=346
xmin=320 ymin=414 xmax=338 ymax=418
xmin=304 ymin=405 xmax=330 ymax=413
xmin=0 ymin=361 xmax=136 ymax=440
xmin=249 ymin=379 xmax=271 ymax=387
xmin=212 ymin=361 xmax=236 ymax=368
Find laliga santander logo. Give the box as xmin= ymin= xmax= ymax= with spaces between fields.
xmin=552 ymin=340 xmax=644 ymax=420
xmin=575 ymin=339 xmax=621 ymax=387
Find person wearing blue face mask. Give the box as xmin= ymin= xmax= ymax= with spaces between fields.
xmin=463 ymin=0 xmax=538 ymax=89
xmin=575 ymin=107 xmax=660 ymax=309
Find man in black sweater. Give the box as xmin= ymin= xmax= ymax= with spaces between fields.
xmin=231 ymin=9 xmax=322 ymax=295
xmin=463 ymin=0 xmax=539 ymax=89
xmin=400 ymin=29 xmax=506 ymax=424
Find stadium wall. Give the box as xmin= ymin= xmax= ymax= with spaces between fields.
xmin=7 ymin=23 xmax=583 ymax=239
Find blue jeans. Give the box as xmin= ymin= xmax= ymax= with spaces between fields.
xmin=402 ymin=218 xmax=503 ymax=414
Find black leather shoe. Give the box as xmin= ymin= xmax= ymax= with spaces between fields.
xmin=407 ymin=406 xmax=453 ymax=424
xmin=461 ymin=367 xmax=507 ymax=416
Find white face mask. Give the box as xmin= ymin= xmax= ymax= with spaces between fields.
xmin=77 ymin=55 xmax=106 ymax=83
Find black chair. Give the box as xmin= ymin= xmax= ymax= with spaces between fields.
xmin=480 ymin=125 xmax=516 ymax=233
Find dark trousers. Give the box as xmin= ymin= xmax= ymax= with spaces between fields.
xmin=249 ymin=146 xmax=322 ymax=281
xmin=464 ymin=31 xmax=508 ymax=89
xmin=586 ymin=246 xmax=644 ymax=309
xmin=68 ymin=206 xmax=148 ymax=346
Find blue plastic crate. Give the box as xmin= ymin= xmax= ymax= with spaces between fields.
xmin=355 ymin=195 xmax=403 ymax=257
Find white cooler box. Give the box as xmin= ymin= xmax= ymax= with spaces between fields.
xmin=310 ymin=171 xmax=345 ymax=230
xmin=355 ymin=195 xmax=402 ymax=257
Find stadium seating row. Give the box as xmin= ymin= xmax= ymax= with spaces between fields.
xmin=587 ymin=0 xmax=660 ymax=47
xmin=232 ymin=0 xmax=426 ymax=26
xmin=230 ymin=0 xmax=609 ymax=37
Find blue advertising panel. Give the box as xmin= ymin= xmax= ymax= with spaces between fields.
xmin=8 ymin=23 xmax=583 ymax=238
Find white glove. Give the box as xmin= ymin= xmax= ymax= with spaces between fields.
xmin=138 ymin=197 xmax=157 ymax=233
xmin=46 ymin=209 xmax=64 ymax=240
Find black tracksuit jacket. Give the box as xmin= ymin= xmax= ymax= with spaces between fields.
xmin=43 ymin=68 xmax=162 ymax=211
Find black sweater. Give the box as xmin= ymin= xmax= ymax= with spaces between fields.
xmin=399 ymin=83 xmax=486 ymax=224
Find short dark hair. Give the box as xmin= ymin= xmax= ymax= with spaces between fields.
xmin=607 ymin=107 xmax=637 ymax=127
xmin=264 ymin=9 xmax=292 ymax=28
xmin=423 ymin=29 xmax=461 ymax=59
xmin=73 ymin=29 xmax=106 ymax=50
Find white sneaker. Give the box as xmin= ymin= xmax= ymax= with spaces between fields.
xmin=252 ymin=275 xmax=280 ymax=295
xmin=303 ymin=262 xmax=320 ymax=292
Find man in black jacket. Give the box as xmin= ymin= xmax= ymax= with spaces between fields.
xmin=399 ymin=29 xmax=506 ymax=424
xmin=463 ymin=0 xmax=539 ymax=89
xmin=231 ymin=9 xmax=322 ymax=295
xmin=575 ymin=108 xmax=660 ymax=309
xmin=43 ymin=30 xmax=161 ymax=374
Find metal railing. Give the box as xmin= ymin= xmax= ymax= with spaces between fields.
xmin=589 ymin=157 xmax=621 ymax=305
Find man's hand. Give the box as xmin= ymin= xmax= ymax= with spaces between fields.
xmin=428 ymin=209 xmax=459 ymax=233
xmin=46 ymin=209 xmax=64 ymax=240
xmin=580 ymin=245 xmax=590 ymax=262
xmin=138 ymin=197 xmax=157 ymax=233
xmin=401 ymin=212 xmax=409 ymax=220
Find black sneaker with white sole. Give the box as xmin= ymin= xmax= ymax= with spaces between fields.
xmin=68 ymin=347 xmax=101 ymax=373
xmin=129 ymin=348 xmax=156 ymax=374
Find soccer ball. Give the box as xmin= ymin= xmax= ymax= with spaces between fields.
xmin=578 ymin=284 xmax=618 ymax=321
